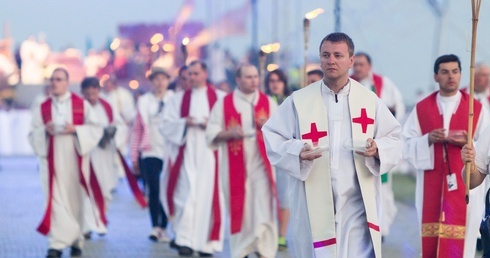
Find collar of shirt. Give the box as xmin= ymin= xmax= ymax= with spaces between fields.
xmin=321 ymin=79 xmax=351 ymax=98
xmin=235 ymin=88 xmax=257 ymax=104
xmin=192 ymin=85 xmax=208 ymax=93
xmin=474 ymin=90 xmax=490 ymax=101
xmin=322 ymin=80 xmax=350 ymax=121
xmin=436 ymin=90 xmax=461 ymax=115
xmin=52 ymin=91 xmax=71 ymax=104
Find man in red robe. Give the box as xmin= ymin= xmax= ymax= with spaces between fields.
xmin=403 ymin=54 xmax=489 ymax=258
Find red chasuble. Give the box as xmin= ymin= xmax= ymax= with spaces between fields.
xmin=166 ymin=86 xmax=221 ymax=241
xmin=38 ymin=93 xmax=106 ymax=235
xmin=99 ymin=98 xmax=147 ymax=208
xmin=416 ymin=90 xmax=481 ymax=258
xmin=223 ymin=91 xmax=277 ymax=234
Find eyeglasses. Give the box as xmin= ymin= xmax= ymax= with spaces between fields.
xmin=50 ymin=77 xmax=66 ymax=82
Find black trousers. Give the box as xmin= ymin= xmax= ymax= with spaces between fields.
xmin=140 ymin=157 xmax=167 ymax=228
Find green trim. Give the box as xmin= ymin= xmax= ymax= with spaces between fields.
xmin=381 ymin=173 xmax=388 ymax=183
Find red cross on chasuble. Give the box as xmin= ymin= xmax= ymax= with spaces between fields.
xmin=352 ymin=108 xmax=374 ymax=134
xmin=301 ymin=123 xmax=328 ymax=147
xmin=223 ymin=91 xmax=278 ymax=234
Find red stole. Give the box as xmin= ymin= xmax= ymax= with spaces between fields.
xmin=99 ymin=98 xmax=148 ymax=208
xmin=166 ymin=86 xmax=221 ymax=241
xmin=417 ymin=90 xmax=481 ymax=258
xmin=350 ymin=73 xmax=383 ymax=97
xmin=38 ymin=93 xmax=106 ymax=235
xmin=223 ymin=91 xmax=277 ymax=234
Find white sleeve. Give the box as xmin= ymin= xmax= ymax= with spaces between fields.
xmin=74 ymin=101 xmax=104 ymax=156
xmin=160 ymin=93 xmax=187 ymax=146
xmin=262 ymin=97 xmax=314 ymax=181
xmin=28 ymin=104 xmax=48 ymax=157
xmin=368 ymin=98 xmax=403 ymax=174
xmin=402 ymin=106 xmax=434 ymax=170
xmin=205 ymin=98 xmax=225 ymax=150
xmin=112 ymin=109 xmax=128 ymax=150
xmin=384 ymin=77 xmax=406 ymax=121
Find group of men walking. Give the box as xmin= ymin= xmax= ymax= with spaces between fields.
xmin=28 ymin=31 xmax=490 ymax=258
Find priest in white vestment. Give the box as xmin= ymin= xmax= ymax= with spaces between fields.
xmin=28 ymin=68 xmax=103 ymax=258
xmin=80 ymin=77 xmax=127 ymax=236
xmin=100 ymin=76 xmax=136 ymax=125
xmin=160 ymin=61 xmax=225 ymax=256
xmin=403 ymin=54 xmax=489 ymax=258
xmin=262 ymin=33 xmax=402 ymax=258
xmin=206 ymin=64 xmax=279 ymax=258
xmin=100 ymin=75 xmax=135 ymax=179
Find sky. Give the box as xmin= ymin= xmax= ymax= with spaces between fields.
xmin=2 ymin=0 xmax=490 ymax=105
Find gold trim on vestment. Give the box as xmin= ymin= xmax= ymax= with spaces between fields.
xmin=421 ymin=223 xmax=466 ymax=239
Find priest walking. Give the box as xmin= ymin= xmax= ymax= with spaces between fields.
xmin=262 ymin=32 xmax=402 ymax=258
xmin=160 ymin=60 xmax=225 ymax=256
xmin=29 ymin=68 xmax=103 ymax=258
xmin=403 ymin=54 xmax=488 ymax=258
xmin=206 ymin=64 xmax=279 ymax=258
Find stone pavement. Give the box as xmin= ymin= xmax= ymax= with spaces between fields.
xmin=0 ymin=156 xmax=479 ymax=258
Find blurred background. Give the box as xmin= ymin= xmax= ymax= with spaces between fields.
xmin=2 ymin=0 xmax=489 ymax=155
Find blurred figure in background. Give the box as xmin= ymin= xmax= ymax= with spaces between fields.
xmin=207 ymin=64 xmax=278 ymax=258
xmin=352 ymin=52 xmax=405 ymax=240
xmin=168 ymin=65 xmax=191 ymax=92
xmin=264 ymin=68 xmax=291 ymax=251
xmin=28 ymin=68 xmax=103 ymax=258
xmin=80 ymin=77 xmax=128 ymax=238
xmin=130 ymin=68 xmax=174 ymax=243
xmin=306 ymin=69 xmax=323 ymax=85
xmin=161 ymin=60 xmax=225 ymax=256
xmin=100 ymin=75 xmax=136 ymax=125
xmin=265 ymin=69 xmax=291 ymax=105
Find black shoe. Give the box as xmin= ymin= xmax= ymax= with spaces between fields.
xmin=83 ymin=231 xmax=91 ymax=240
xmin=198 ymin=252 xmax=213 ymax=257
xmin=70 ymin=246 xmax=82 ymax=257
xmin=178 ymin=246 xmax=193 ymax=256
xmin=170 ymin=239 xmax=181 ymax=250
xmin=46 ymin=249 xmax=62 ymax=258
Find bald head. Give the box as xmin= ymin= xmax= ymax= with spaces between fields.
xmin=475 ymin=63 xmax=490 ymax=93
xmin=50 ymin=68 xmax=70 ymax=97
xmin=235 ymin=64 xmax=259 ymax=94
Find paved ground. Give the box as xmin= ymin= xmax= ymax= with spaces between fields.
xmin=0 ymin=155 xmax=477 ymax=258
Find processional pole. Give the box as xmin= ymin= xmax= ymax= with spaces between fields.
xmin=465 ymin=0 xmax=483 ymax=204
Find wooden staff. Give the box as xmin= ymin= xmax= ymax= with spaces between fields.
xmin=259 ymin=50 xmax=267 ymax=92
xmin=465 ymin=0 xmax=483 ymax=204
xmin=302 ymin=18 xmax=310 ymax=88
xmin=181 ymin=42 xmax=188 ymax=65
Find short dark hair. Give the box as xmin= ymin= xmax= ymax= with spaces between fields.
xmin=265 ymin=69 xmax=291 ymax=97
xmin=189 ymin=60 xmax=207 ymax=72
xmin=178 ymin=65 xmax=188 ymax=77
xmin=319 ymin=32 xmax=355 ymax=56
xmin=354 ymin=52 xmax=372 ymax=65
xmin=307 ymin=69 xmax=323 ymax=78
xmin=434 ymin=54 xmax=461 ymax=74
xmin=81 ymin=77 xmax=100 ymax=91
xmin=52 ymin=67 xmax=69 ymax=81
